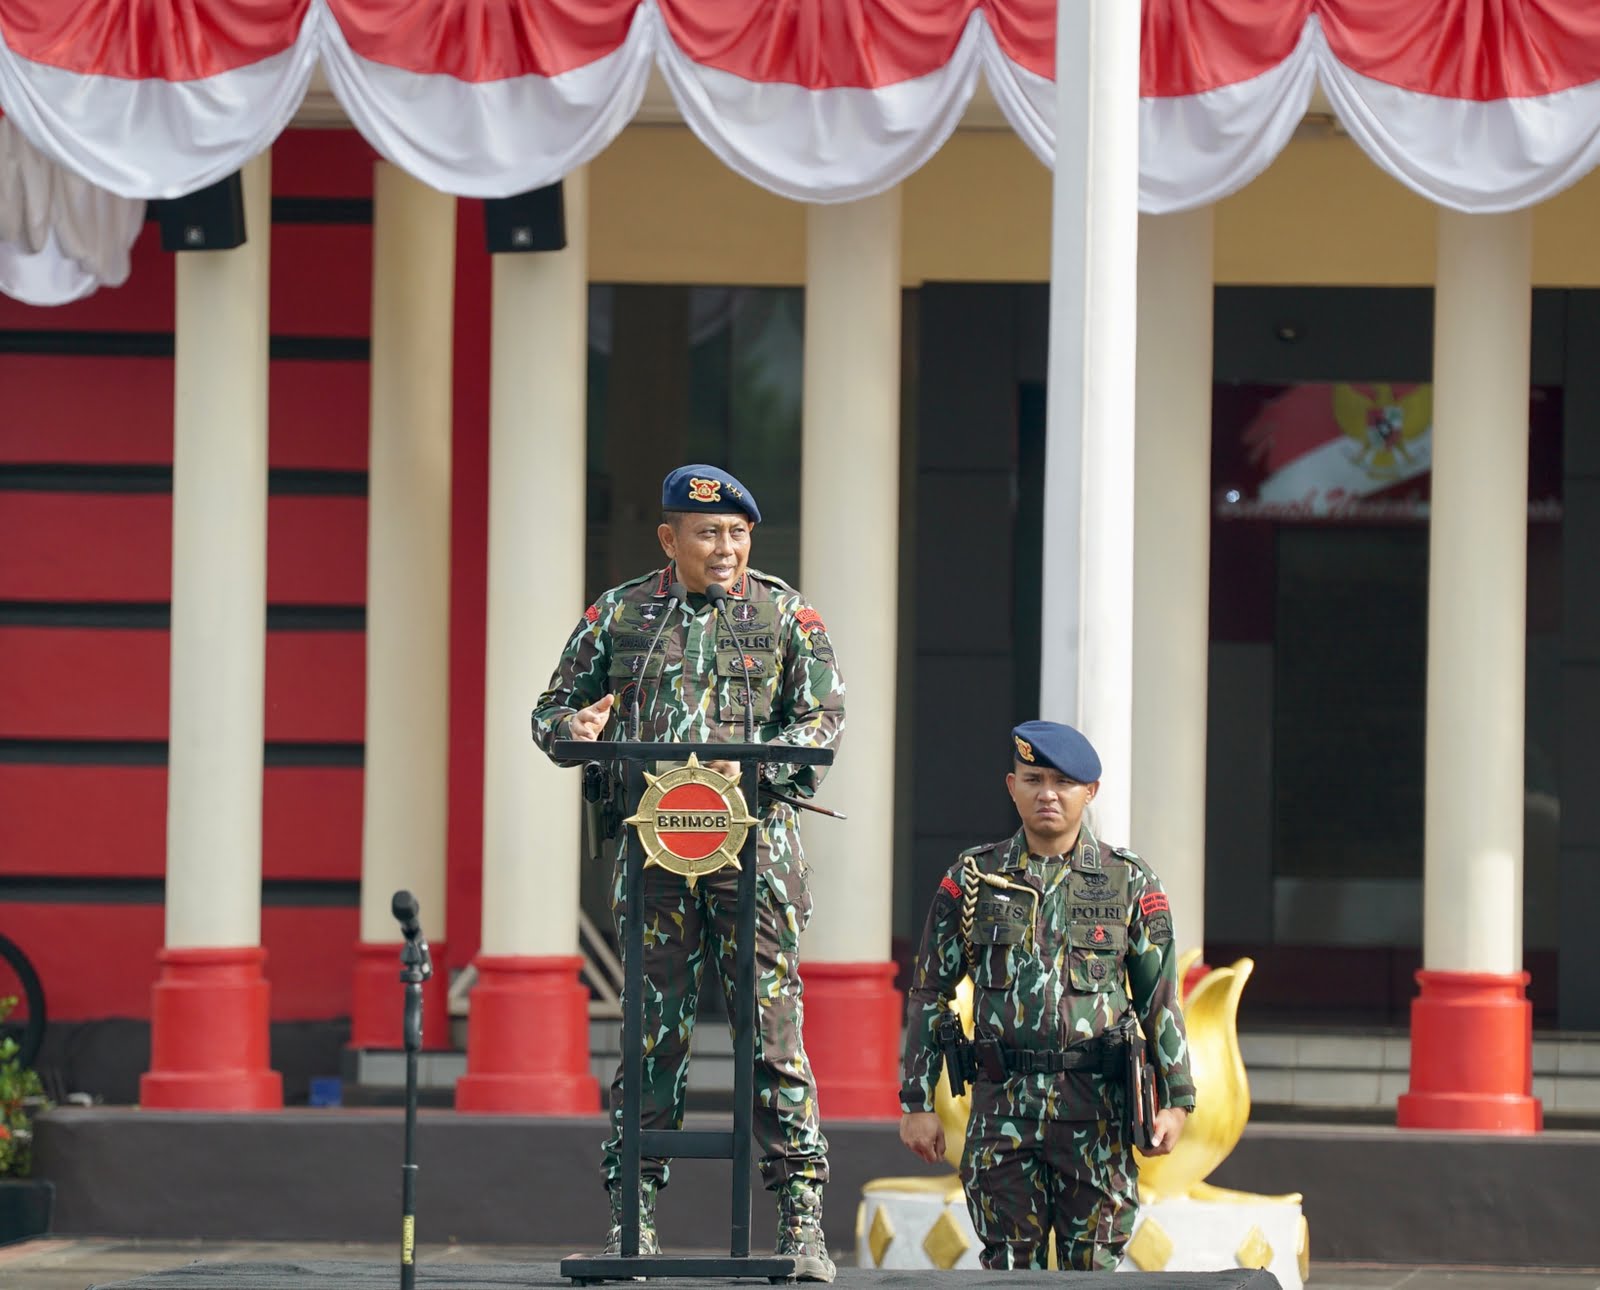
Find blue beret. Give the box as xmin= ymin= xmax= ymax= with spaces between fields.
xmin=1011 ymin=720 xmax=1101 ymax=782
xmin=661 ymin=463 xmax=761 ymax=524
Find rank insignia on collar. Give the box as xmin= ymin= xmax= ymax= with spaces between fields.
xmin=688 ymin=477 xmax=722 ymax=503
xmin=1015 ymin=735 xmax=1035 ymax=762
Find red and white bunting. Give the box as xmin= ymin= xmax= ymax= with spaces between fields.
xmin=5 ymin=0 xmax=1600 ymax=300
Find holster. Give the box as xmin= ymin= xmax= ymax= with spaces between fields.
xmin=972 ymin=1031 xmax=1007 ymax=1084
xmin=1123 ymin=1024 xmax=1158 ymax=1152
xmin=581 ymin=761 xmax=621 ymax=865
xmin=934 ymin=1012 xmax=976 ymax=1099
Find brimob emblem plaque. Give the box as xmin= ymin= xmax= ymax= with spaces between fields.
xmin=625 ymin=753 xmax=757 ymax=887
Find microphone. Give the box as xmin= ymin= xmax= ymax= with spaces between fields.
xmin=391 ymin=889 xmax=433 ymax=980
xmin=704 ymin=582 xmax=755 ymax=744
xmin=630 ymin=580 xmax=686 ymax=740
xmin=392 ymin=890 xmax=423 ymax=941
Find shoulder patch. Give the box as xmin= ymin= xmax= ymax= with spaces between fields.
xmin=746 ymin=567 xmax=798 ymax=595
xmin=958 ymin=840 xmax=1005 ymax=871
xmin=1139 ymin=891 xmax=1170 ymax=917
xmin=612 ymin=568 xmax=661 ymax=593
xmin=939 ymin=875 xmax=962 ymax=901
xmin=584 ymin=604 xmax=600 ymax=624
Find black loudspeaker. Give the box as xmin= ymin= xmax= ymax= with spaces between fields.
xmin=484 ymin=182 xmax=566 ymax=253
xmin=156 ymin=173 xmax=247 ymax=251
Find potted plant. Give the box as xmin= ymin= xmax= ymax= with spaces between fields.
xmin=0 ymin=997 xmax=52 ymax=1246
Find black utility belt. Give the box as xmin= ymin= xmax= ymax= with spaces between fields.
xmin=993 ymin=1040 xmax=1127 ymax=1077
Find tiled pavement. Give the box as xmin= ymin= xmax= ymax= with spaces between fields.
xmin=3 ymin=1239 xmax=1599 ymax=1290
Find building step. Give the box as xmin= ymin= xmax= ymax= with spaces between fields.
xmin=341 ymin=1024 xmax=1600 ymax=1121
xmin=1238 ymin=1027 xmax=1600 ymax=1117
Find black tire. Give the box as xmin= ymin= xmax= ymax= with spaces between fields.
xmin=0 ymin=932 xmax=45 ymax=1070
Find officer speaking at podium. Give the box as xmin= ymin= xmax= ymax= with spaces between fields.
xmin=532 ymin=463 xmax=846 ymax=1281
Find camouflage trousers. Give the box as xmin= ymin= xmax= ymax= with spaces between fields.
xmin=958 ymin=1118 xmax=1137 ymax=1270
xmin=602 ymin=856 xmax=830 ymax=1192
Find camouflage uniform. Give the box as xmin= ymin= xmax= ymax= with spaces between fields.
xmin=899 ymin=823 xmax=1196 ymax=1270
xmin=533 ymin=564 xmax=846 ymax=1196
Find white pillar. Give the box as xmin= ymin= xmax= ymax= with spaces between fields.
xmin=143 ymin=152 xmax=279 ymax=1109
xmin=458 ymin=170 xmax=598 ymax=1112
xmin=1423 ymin=208 xmax=1531 ymax=976
xmin=165 ymin=152 xmax=272 ymax=951
xmin=479 ymin=183 xmax=587 ymax=964
xmin=1131 ymin=207 xmax=1215 ymax=957
xmin=799 ymin=188 xmax=903 ymax=1118
xmin=1038 ymin=0 xmax=1142 ymax=844
xmin=1399 ymin=207 xmax=1539 ymax=1132
xmin=351 ymin=163 xmax=456 ymax=1048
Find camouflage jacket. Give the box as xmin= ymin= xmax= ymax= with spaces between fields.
xmin=531 ymin=564 xmax=846 ymax=910
xmin=899 ymin=823 xmax=1196 ymax=1123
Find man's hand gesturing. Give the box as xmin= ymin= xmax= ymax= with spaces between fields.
xmin=567 ymin=693 xmax=615 ymax=741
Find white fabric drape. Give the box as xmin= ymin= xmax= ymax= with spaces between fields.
xmin=0 ymin=115 xmax=144 ymax=305
xmin=659 ymin=9 xmax=987 ymax=206
xmin=318 ymin=2 xmax=655 ymax=199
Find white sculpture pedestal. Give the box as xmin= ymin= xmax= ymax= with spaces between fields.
xmin=856 ymin=1177 xmax=1306 ymax=1287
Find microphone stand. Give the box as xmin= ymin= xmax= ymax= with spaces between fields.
xmin=630 ymin=582 xmax=686 ymax=741
xmin=392 ymin=892 xmax=433 ymax=1290
xmin=705 ymin=584 xmax=756 ymax=746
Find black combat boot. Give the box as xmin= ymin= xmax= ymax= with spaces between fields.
xmin=602 ymin=1178 xmax=660 ymax=1256
xmin=775 ymin=1179 xmax=836 ymax=1283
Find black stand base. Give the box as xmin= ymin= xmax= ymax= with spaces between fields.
xmin=559 ymin=1253 xmax=799 ymax=1285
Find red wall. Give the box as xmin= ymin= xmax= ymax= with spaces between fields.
xmin=0 ymin=129 xmax=491 ymax=1024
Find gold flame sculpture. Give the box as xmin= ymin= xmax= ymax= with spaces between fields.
xmin=933 ymin=950 xmax=1299 ymax=1207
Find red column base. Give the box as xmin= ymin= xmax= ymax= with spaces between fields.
xmin=1396 ymin=968 xmax=1542 ymax=1133
xmin=455 ymin=954 xmax=599 ymax=1113
xmin=349 ymin=940 xmax=452 ymax=1050
xmin=802 ymin=961 xmax=902 ymax=1120
xmin=140 ymin=946 xmax=283 ymax=1110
